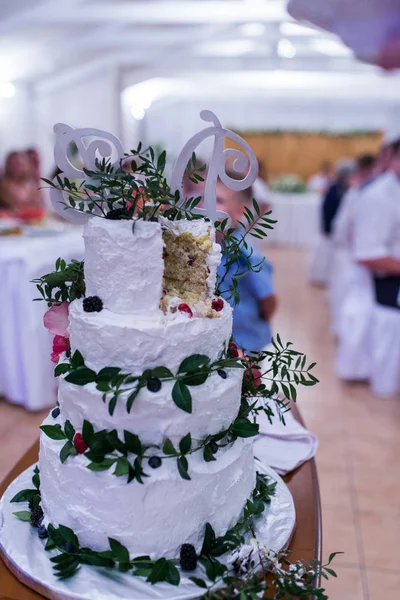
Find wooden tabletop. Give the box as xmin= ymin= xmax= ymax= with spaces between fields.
xmin=0 ymin=407 xmax=321 ymax=599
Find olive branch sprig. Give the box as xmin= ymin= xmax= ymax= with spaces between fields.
xmin=42 ymin=146 xmax=206 ymax=223
xmin=215 ymin=199 xmax=277 ymax=306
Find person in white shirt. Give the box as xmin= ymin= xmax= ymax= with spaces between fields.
xmin=352 ymin=138 xmax=400 ymax=396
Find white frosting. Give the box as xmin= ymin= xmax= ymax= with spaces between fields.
xmin=68 ymin=299 xmax=232 ymax=374
xmin=58 ymin=367 xmax=243 ymax=446
xmin=39 ymin=419 xmax=256 ymax=559
xmin=84 ymin=218 xmax=164 ymax=315
xmin=159 ymin=216 xmax=221 ymax=296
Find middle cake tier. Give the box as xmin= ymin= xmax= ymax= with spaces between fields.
xmin=68 ymin=298 xmax=232 ymax=374
xmin=58 ymin=366 xmax=243 ymax=446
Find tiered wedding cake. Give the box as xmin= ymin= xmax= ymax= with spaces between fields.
xmin=39 ymin=214 xmax=255 ymax=560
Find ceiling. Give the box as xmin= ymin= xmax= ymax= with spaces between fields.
xmin=0 ymin=0 xmax=381 ymax=87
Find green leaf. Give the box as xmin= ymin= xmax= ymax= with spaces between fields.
xmin=162 ymin=438 xmax=176 ymax=456
xmin=64 ymin=420 xmax=75 ymax=441
xmin=201 ymin=523 xmax=216 ymax=554
xmin=203 ymin=445 xmax=217 ymax=462
xmin=182 ymin=372 xmax=208 ymax=386
xmin=70 ymin=350 xmax=84 ymax=369
xmin=65 ymin=367 xmax=97 ymax=386
xmin=48 ymin=524 xmax=79 ymax=552
xmin=87 ymin=458 xmax=116 ymax=471
xmin=123 ymin=431 xmax=142 ymax=455
xmin=79 ymin=549 xmax=115 ymax=568
xmin=108 ymin=394 xmax=118 ymax=416
xmin=177 ymin=455 xmax=191 ymax=480
xmin=178 ymin=354 xmax=210 ymax=374
xmin=82 ymin=420 xmax=94 ymax=445
xmin=60 ymin=440 xmax=77 ymax=464
xmin=10 ymin=489 xmax=38 ymax=503
xmin=97 ymin=367 xmax=121 ymax=381
xmin=231 ymin=418 xmax=259 ymax=438
xmin=114 ymin=457 xmax=130 ymax=477
xmin=147 ymin=558 xmax=169 ymax=584
xmin=126 ymin=386 xmax=141 ymax=413
xmin=13 ymin=510 xmax=31 ymax=522
xmin=179 ymin=433 xmax=192 ymax=455
xmin=32 ymin=466 xmax=40 ymax=490
xmin=172 ymin=380 xmax=192 ymax=413
xmin=151 ymin=366 xmax=174 ymax=379
xmin=40 ymin=425 xmax=67 ymax=441
xmin=165 ymin=561 xmax=180 ymax=586
xmin=54 ymin=363 xmax=70 ymax=377
xmin=96 ymin=381 xmax=111 ymax=392
xmin=108 ymin=538 xmax=130 ymax=563
xmin=189 ymin=577 xmax=208 ymax=588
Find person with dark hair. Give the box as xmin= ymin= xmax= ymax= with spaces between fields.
xmin=216 ymin=171 xmax=277 ymax=352
xmin=321 ymin=160 xmax=354 ymax=236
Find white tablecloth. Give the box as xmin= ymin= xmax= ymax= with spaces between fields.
xmin=0 ymin=228 xmax=84 ymax=411
xmin=268 ymin=192 xmax=320 ymax=247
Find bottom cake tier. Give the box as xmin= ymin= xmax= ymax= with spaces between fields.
xmin=39 ymin=423 xmax=256 ymax=560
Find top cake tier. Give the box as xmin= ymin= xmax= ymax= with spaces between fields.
xmin=84 ymin=216 xmax=221 ymax=316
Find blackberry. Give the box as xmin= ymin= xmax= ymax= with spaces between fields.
xmin=210 ymin=441 xmax=219 ymax=454
xmin=147 ymin=378 xmax=162 ymax=393
xmin=83 ymin=296 xmax=103 ymax=313
xmin=30 ymin=506 xmax=44 ymax=527
xmin=179 ymin=544 xmax=197 ymax=571
xmin=105 ymin=208 xmax=130 ymax=220
xmin=217 ymin=369 xmax=227 ymax=379
xmin=148 ymin=456 xmax=162 ymax=469
xmin=51 ymin=407 xmax=60 ymax=419
xmin=149 ymin=217 xmax=158 ymax=222
xmin=38 ymin=524 xmax=48 ymax=539
xmin=28 ymin=496 xmax=35 ymax=510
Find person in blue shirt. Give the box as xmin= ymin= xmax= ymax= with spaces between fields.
xmin=216 ymin=174 xmax=277 ymax=353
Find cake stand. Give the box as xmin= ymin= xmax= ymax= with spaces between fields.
xmin=0 ymin=461 xmax=295 ymax=600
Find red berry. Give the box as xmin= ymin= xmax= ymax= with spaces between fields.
xmin=228 ymin=342 xmax=239 ymax=358
xmin=212 ymin=298 xmax=224 ymax=312
xmin=73 ymin=433 xmax=87 ymax=454
xmin=178 ymin=303 xmax=193 ymax=317
xmin=251 ymin=368 xmax=262 ymax=388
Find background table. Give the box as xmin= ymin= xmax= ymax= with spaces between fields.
xmin=0 ymin=405 xmax=322 ymax=599
xmin=268 ymin=192 xmax=321 ymax=247
xmin=0 ymin=228 xmax=84 ymax=411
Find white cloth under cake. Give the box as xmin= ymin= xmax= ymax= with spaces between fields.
xmin=254 ymin=409 xmax=318 ymax=476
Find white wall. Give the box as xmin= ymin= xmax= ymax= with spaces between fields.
xmin=0 ymin=82 xmax=34 ymax=162
xmin=34 ymin=64 xmax=122 ymax=175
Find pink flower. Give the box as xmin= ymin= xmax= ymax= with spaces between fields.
xmin=44 ymin=302 xmax=70 ymax=337
xmin=51 ymin=335 xmax=70 ymax=364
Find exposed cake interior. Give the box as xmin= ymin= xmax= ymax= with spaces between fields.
xmin=162 ymin=229 xmax=211 ymax=304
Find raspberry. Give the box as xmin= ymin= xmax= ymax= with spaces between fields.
xmin=212 ymin=298 xmax=224 ymax=312
xmin=228 ymin=342 xmax=239 ymax=358
xmin=73 ymin=433 xmax=88 ymax=454
xmin=178 ymin=304 xmax=193 ymax=317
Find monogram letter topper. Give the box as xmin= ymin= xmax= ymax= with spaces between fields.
xmin=50 ymin=110 xmax=259 ymax=224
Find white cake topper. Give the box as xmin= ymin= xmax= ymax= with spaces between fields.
xmin=50 ymin=112 xmax=258 ymax=224
xmin=50 ymin=124 xmax=125 ymax=224
xmin=171 ymin=110 xmax=259 ymax=222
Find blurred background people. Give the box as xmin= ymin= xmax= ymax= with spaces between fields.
xmin=216 ymin=171 xmax=277 ymax=353
xmin=0 ymin=150 xmax=45 ymax=221
xmin=321 ymin=159 xmax=354 ymax=237
xmin=308 ymin=161 xmax=333 ymax=195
